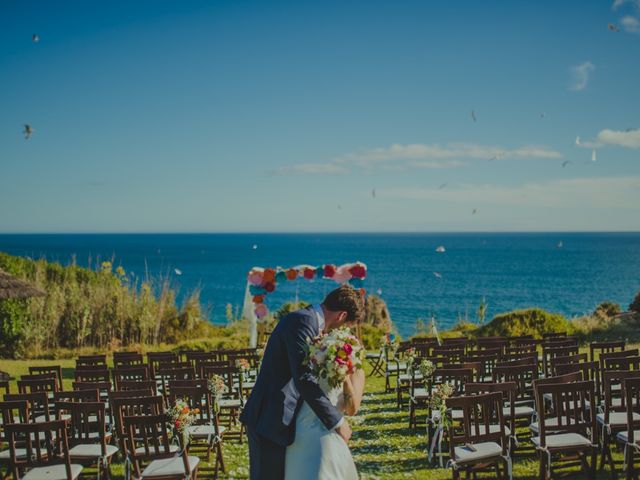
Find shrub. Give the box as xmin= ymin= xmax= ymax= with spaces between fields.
xmin=631 ymin=291 xmax=640 ymax=315
xmin=477 ymin=308 xmax=572 ymax=339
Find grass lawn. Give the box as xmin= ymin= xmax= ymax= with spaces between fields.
xmin=1 ymin=358 xmax=626 ymax=479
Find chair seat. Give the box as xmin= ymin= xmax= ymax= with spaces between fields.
xmin=503 ymin=405 xmax=535 ymax=418
xmin=219 ymin=398 xmax=242 ymax=408
xmin=135 ymin=444 xmax=180 ymax=455
xmin=530 ymin=416 xmax=576 ymax=434
xmin=69 ymin=444 xmax=118 ymax=459
xmin=597 ymin=412 xmax=640 ymax=427
xmin=141 ymin=455 xmax=200 ymax=478
xmin=432 ymin=409 xmax=464 ymax=422
xmin=616 ymin=430 xmax=640 ymax=444
xmin=454 ymin=441 xmax=503 ymax=463
xmin=22 ymin=464 xmax=83 ymax=480
xmin=476 ymin=424 xmax=511 ymax=437
xmin=399 ymin=373 xmax=423 ymax=382
xmin=0 ymin=448 xmax=27 ymax=460
xmin=532 ymin=433 xmax=592 ymax=449
xmin=411 ymin=388 xmax=429 ymax=400
xmin=187 ymin=424 xmax=226 ymax=438
xmin=366 ymin=352 xmax=383 ymax=359
xmin=386 ymin=362 xmax=407 ymax=372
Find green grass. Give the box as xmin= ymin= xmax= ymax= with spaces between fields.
xmin=0 ymin=359 xmax=628 ymax=479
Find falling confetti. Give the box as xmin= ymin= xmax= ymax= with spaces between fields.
xmin=32 ymin=33 xmax=40 ymax=43
xmin=376 ymin=288 xmax=382 ymax=296
xmin=608 ymin=23 xmax=620 ymax=32
xmin=435 ymin=246 xmax=446 ymax=253
xmin=438 ymin=183 xmax=448 ymax=190
xmin=174 ymin=268 xmax=182 ymax=275
xmin=562 ymin=160 xmax=572 ymax=168
xmin=372 ymin=188 xmax=376 ymax=198
xmin=433 ymin=272 xmax=442 ymax=279
xmin=592 ymin=149 xmax=597 ymax=162
xmin=575 ymin=136 xmax=581 ymax=146
xmin=252 ymin=244 xmax=258 ymax=250
xmin=540 ymin=113 xmax=546 ymax=119
xmin=557 ymin=241 xmax=564 ymax=249
xmin=472 ymin=209 xmax=477 ymax=215
xmin=471 ymin=110 xmax=477 ymax=122
xmin=23 ymin=124 xmax=33 ymax=140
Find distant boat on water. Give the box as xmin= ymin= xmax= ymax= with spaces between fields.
xmin=557 ymin=241 xmax=563 ymax=249
xmin=435 ymin=246 xmax=446 ymax=253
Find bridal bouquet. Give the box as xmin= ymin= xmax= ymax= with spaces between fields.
xmin=207 ymin=374 xmax=228 ymax=413
xmin=305 ymin=326 xmax=365 ymax=389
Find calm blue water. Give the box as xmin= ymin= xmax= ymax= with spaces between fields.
xmin=1 ymin=233 xmax=639 ymax=338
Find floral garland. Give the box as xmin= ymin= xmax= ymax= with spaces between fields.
xmin=247 ymin=262 xmax=367 ymax=322
xmin=168 ymin=399 xmax=198 ymax=446
xmin=207 ymin=375 xmax=228 ymax=414
xmin=430 ymin=382 xmax=455 ymax=430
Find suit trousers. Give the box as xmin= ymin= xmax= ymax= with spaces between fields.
xmin=247 ymin=424 xmax=286 ymax=480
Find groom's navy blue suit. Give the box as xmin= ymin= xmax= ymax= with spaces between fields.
xmin=240 ymin=306 xmax=343 ymax=480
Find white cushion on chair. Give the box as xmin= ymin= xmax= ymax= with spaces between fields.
xmin=0 ymin=448 xmax=27 ymax=460
xmin=616 ymin=430 xmax=640 ymax=444
xmin=188 ymin=425 xmax=226 ymax=438
xmin=597 ymin=412 xmax=640 ymax=427
xmin=22 ymin=464 xmax=83 ymax=480
xmin=135 ymin=444 xmax=179 ymax=455
xmin=530 ymin=416 xmax=577 ymax=434
xmin=454 ymin=442 xmax=503 ymax=463
xmin=141 ymin=455 xmax=199 ymax=478
xmin=476 ymin=424 xmax=511 ymax=437
xmin=35 ymin=413 xmax=70 ymax=423
xmin=503 ymin=405 xmax=534 ymax=418
xmin=386 ymin=363 xmax=407 ymax=372
xmin=411 ymin=388 xmax=429 ymax=400
xmin=219 ymin=398 xmax=242 ymax=408
xmin=531 ymin=433 xmax=591 ymax=449
xmin=69 ymin=444 xmax=118 ymax=459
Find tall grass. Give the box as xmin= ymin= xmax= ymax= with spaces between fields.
xmin=0 ymin=252 xmax=241 ymax=358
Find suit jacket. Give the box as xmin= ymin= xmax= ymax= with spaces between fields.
xmin=240 ymin=306 xmax=343 ymax=447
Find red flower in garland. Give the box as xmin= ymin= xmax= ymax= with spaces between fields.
xmin=263 ymin=269 xmax=276 ymax=283
xmin=286 ymin=269 xmax=298 ymax=280
xmin=303 ymin=268 xmax=315 ymax=280
xmin=349 ymin=264 xmax=366 ymax=279
xmin=253 ymin=295 xmax=265 ymax=304
xmin=323 ymin=264 xmax=336 ymax=278
xmin=263 ymin=282 xmax=276 ymax=293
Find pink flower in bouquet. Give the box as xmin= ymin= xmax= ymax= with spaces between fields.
xmin=343 ymin=343 xmax=353 ymax=355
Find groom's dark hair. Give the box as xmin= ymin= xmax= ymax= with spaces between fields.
xmin=323 ymin=285 xmax=365 ymax=324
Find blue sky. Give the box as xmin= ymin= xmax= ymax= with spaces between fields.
xmin=1 ymin=0 xmax=639 ymax=232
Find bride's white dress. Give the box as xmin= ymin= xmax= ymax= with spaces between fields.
xmin=285 ymin=382 xmax=358 ymax=480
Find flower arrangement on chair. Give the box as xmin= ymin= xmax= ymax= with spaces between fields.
xmin=207 ymin=374 xmax=228 ymax=414
xmin=168 ymin=399 xmax=198 ymax=446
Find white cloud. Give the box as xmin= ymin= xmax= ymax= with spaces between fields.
xmin=569 ymin=61 xmax=595 ymax=91
xmin=597 ymin=128 xmax=640 ymax=148
xmin=271 ymin=163 xmax=348 ymax=175
xmin=273 ymin=142 xmax=563 ymax=175
xmin=334 ymin=142 xmax=562 ymax=166
xmin=621 ymin=15 xmax=640 ymax=33
xmin=613 ymin=0 xmax=640 ymax=10
xmin=381 ymin=176 xmax=640 ymax=209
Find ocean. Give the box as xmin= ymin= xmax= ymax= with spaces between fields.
xmin=0 ymin=233 xmax=639 ymax=338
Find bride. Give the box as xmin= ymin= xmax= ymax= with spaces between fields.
xmin=285 ymin=367 xmax=366 ymax=479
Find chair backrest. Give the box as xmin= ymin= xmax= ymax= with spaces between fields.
xmin=53 ymin=389 xmax=100 ymax=403
xmin=4 ymin=392 xmax=50 ymax=422
xmin=72 ymin=380 xmax=112 ymax=401
xmin=496 ymin=353 xmax=538 ymax=367
xmin=4 ymin=420 xmax=74 ymax=480
xmin=203 ymin=365 xmax=243 ymax=401
xmin=157 ymin=365 xmax=196 ymax=393
xmin=74 ymin=367 xmax=111 ymax=383
xmin=590 ymin=340 xmax=625 ymax=363
xmin=110 ymin=394 xmax=164 ymax=448
xmin=555 ymin=361 xmax=600 ymax=397
xmin=606 ymin=355 xmax=640 ymax=371
xmin=123 ymin=413 xmax=192 ymax=479
xmin=17 ymin=376 xmax=57 ymax=395
xmin=432 ymin=345 xmax=466 ymax=363
xmin=113 ymin=351 xmax=144 ymax=368
xmin=167 ymin=383 xmax=217 ymax=426
xmin=112 ymin=365 xmax=149 ymax=389
xmin=0 ymin=379 xmax=10 ymax=395
xmin=461 ymin=350 xmax=500 ymax=380
xmin=196 ymin=359 xmax=229 ymax=379
xmin=623 ymin=377 xmax=640 ymax=447
xmin=602 ymin=370 xmax=640 ymax=421
xmin=430 ymin=367 xmax=474 ymax=396
xmin=503 ymin=343 xmax=537 ymax=357
xmin=493 ymin=362 xmax=539 ymax=404
xmin=542 ymin=332 xmax=567 ymax=340
xmin=534 ymin=380 xmax=597 ymax=448
xmin=465 ymin=381 xmax=517 ymax=434
xmin=550 ymin=353 xmax=589 ymax=375
xmin=542 ymin=344 xmax=580 ymax=377
xmin=147 ymin=351 xmax=179 ymax=376
xmin=28 ymin=365 xmax=64 ymax=391
xmin=55 ymin=401 xmax=108 ymax=448
xmin=76 ymin=355 xmax=107 ymax=368
xmin=117 ymin=380 xmax=158 ymax=395
xmin=446 ymin=392 xmax=507 ymax=456
xmin=0 ymin=400 xmax=29 ymax=429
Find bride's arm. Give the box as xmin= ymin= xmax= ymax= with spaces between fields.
xmin=340 ymin=368 xmax=365 ymax=416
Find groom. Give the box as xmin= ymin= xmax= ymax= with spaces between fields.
xmin=240 ymin=284 xmax=365 ymax=480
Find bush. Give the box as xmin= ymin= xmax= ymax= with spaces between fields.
xmin=477 ymin=308 xmax=572 ymax=339
xmin=595 ymin=301 xmax=622 ymax=319
xmin=0 ymin=299 xmax=29 ymax=358
xmin=631 ymin=291 xmax=640 ymax=314
xmin=358 ymin=323 xmax=389 ymax=350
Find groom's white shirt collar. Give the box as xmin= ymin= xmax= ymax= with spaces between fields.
xmin=312 ymin=304 xmax=325 ymax=333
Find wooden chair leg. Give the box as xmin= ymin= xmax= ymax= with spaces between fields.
xmin=539 ymin=450 xmax=547 ymax=480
